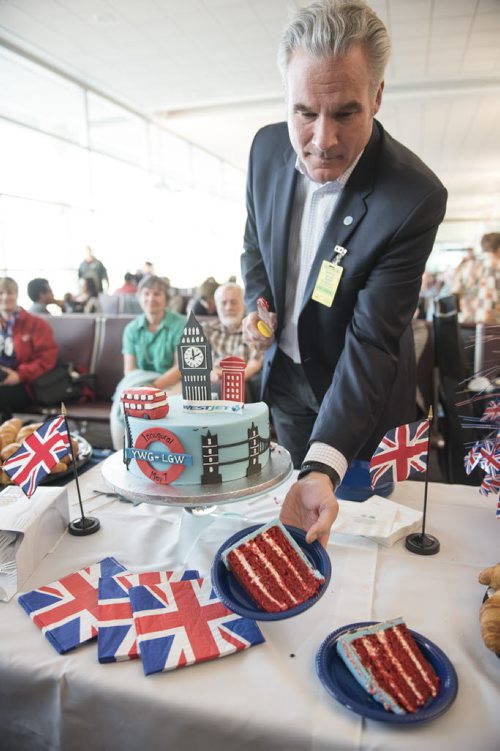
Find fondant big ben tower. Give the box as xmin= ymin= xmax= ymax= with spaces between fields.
xmin=178 ymin=312 xmax=213 ymax=401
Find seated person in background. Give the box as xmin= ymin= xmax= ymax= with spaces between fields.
xmin=110 ymin=275 xmax=186 ymax=449
xmin=71 ymin=276 xmax=101 ymax=314
xmin=452 ymin=232 xmax=500 ymax=324
xmin=27 ymin=278 xmax=63 ymax=315
xmin=163 ymin=277 xmax=185 ymax=314
xmin=0 ymin=276 xmax=58 ymax=417
xmin=114 ymin=273 xmax=138 ymax=296
xmin=202 ymin=282 xmax=262 ymax=400
xmin=188 ymin=277 xmax=220 ymax=317
xmin=62 ymin=292 xmax=78 ymax=312
xmin=416 ymin=271 xmax=441 ymax=321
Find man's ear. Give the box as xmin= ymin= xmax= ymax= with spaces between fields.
xmin=373 ymin=80 xmax=384 ymax=115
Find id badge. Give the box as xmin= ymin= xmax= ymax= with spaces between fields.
xmin=312 ymin=260 xmax=343 ymax=307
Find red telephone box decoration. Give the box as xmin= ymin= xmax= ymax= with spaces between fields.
xmin=220 ymin=356 xmax=245 ymax=403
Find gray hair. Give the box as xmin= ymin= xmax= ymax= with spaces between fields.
xmin=278 ymin=0 xmax=390 ymax=94
xmin=0 ymin=276 xmax=18 ymax=294
xmin=138 ymin=274 xmax=170 ymax=301
xmin=214 ymin=282 xmax=244 ymax=304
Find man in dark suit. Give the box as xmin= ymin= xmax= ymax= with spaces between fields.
xmin=241 ymin=0 xmax=447 ymax=546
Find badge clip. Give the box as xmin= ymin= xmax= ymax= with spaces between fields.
xmin=332 ymin=245 xmax=348 ymax=266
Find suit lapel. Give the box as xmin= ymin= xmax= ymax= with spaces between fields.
xmin=270 ymin=145 xmax=297 ymax=324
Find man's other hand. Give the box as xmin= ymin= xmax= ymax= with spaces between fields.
xmin=242 ymin=311 xmax=277 ymax=351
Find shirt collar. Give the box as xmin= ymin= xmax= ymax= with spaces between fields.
xmin=294 ymin=149 xmax=364 ymax=190
xmin=138 ymin=313 xmax=166 ymax=331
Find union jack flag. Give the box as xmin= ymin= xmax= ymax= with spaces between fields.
xmin=464 ymin=442 xmax=483 ymax=475
xmin=481 ymin=400 xmax=500 ymax=424
xmin=3 ymin=415 xmax=70 ymax=497
xmin=478 ymin=440 xmax=500 ymax=475
xmin=18 ymin=557 xmax=126 ymax=653
xmin=370 ymin=419 xmax=430 ymax=488
xmin=479 ymin=471 xmax=500 ymax=496
xmin=97 ymin=569 xmax=199 ymax=663
xmin=129 ymin=578 xmax=264 ymax=675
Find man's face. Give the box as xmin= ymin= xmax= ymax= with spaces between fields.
xmin=41 ymin=285 xmax=55 ymax=304
xmin=216 ymin=289 xmax=245 ymax=330
xmin=286 ymin=44 xmax=383 ymax=183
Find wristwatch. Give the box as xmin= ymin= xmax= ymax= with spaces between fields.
xmin=297 ymin=461 xmax=340 ymax=489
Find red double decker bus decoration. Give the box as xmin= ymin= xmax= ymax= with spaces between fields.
xmin=120 ymin=387 xmax=169 ymax=420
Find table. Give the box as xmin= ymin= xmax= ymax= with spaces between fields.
xmin=0 ymin=461 xmax=499 ymax=751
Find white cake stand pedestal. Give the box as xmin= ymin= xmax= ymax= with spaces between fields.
xmin=101 ymin=444 xmax=294 ymax=564
xmin=100 ymin=443 xmax=293 ymax=509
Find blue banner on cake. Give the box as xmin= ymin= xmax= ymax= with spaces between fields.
xmin=124 ymin=448 xmax=193 ymax=466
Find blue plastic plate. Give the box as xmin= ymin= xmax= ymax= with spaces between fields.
xmin=211 ymin=524 xmax=331 ymax=621
xmin=316 ymin=621 xmax=458 ymax=724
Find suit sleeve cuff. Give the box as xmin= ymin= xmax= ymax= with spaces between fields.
xmin=303 ymin=442 xmax=348 ymax=483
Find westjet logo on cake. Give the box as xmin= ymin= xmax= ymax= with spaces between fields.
xmin=125 ymin=448 xmax=192 ymax=465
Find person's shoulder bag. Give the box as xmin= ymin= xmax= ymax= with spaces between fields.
xmin=31 ymin=362 xmax=83 ymax=406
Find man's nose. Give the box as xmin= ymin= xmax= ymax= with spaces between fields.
xmin=311 ymin=115 xmax=339 ymax=154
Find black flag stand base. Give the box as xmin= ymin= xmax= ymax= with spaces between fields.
xmin=68 ymin=516 xmax=101 ymax=536
xmin=405 ymin=532 xmax=440 ymax=556
xmin=61 ymin=406 xmax=101 ymax=537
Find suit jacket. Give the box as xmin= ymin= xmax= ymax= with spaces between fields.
xmin=241 ymin=120 xmax=447 ymax=463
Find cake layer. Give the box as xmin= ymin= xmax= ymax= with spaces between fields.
xmin=336 ymin=618 xmax=440 ymax=714
xmin=222 ymin=520 xmax=324 ymax=612
xmin=123 ymin=394 xmax=270 ymax=486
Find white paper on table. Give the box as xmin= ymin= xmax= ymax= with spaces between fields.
xmin=332 ymin=494 xmax=422 ymax=547
xmin=0 ymin=486 xmax=69 ymax=601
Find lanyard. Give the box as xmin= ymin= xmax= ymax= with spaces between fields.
xmin=0 ymin=313 xmax=17 ymax=357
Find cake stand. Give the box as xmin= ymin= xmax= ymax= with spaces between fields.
xmin=100 ymin=443 xmax=293 ymax=510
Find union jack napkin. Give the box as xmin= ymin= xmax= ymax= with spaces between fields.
xmin=129 ymin=578 xmax=265 ymax=675
xmin=18 ymin=556 xmax=126 ymax=654
xmin=98 ymin=569 xmax=200 ymax=663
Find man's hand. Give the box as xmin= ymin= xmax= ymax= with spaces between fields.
xmin=242 ymin=311 xmax=277 ymax=352
xmin=279 ymin=472 xmax=339 ymax=547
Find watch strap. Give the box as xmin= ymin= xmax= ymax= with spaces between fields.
xmin=297 ymin=461 xmax=340 ymax=489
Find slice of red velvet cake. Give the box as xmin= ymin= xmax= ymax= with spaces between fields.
xmin=336 ymin=618 xmax=440 ymax=714
xmin=221 ymin=520 xmax=325 ymax=613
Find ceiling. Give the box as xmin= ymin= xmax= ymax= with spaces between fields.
xmin=1 ymin=0 xmax=500 ymax=244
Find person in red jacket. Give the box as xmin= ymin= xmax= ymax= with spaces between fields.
xmin=0 ymin=276 xmax=58 ymax=415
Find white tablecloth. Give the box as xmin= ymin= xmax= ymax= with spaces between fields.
xmin=0 ymin=461 xmax=499 ymax=751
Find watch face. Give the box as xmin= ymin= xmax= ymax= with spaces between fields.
xmin=183 ymin=345 xmax=204 ymax=368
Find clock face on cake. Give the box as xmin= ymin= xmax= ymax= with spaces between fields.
xmin=183 ymin=346 xmax=204 ymax=368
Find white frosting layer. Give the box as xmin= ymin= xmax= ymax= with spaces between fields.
xmin=225 ymin=521 xmax=324 ymax=610
xmin=336 ymin=618 xmax=437 ymax=714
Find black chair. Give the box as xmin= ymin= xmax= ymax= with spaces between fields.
xmin=433 ymin=297 xmax=481 ymax=485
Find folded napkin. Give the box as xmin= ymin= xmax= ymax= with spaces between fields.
xmin=0 ymin=530 xmax=22 ymax=602
xmin=98 ymin=569 xmax=200 ymax=663
xmin=18 ymin=556 xmax=127 ymax=654
xmin=333 ymin=495 xmax=423 ymax=547
xmin=130 ymin=578 xmax=265 ymax=675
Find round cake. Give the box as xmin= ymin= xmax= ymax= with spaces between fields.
xmin=123 ymin=394 xmax=270 ymax=486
